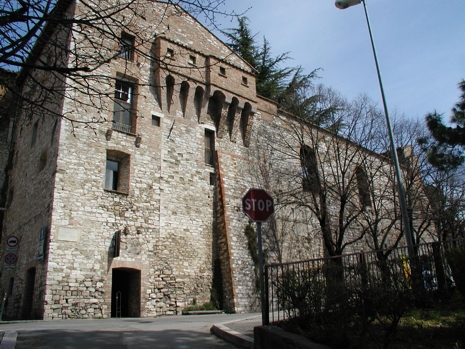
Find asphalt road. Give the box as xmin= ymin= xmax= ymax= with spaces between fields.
xmin=0 ymin=313 xmax=255 ymax=349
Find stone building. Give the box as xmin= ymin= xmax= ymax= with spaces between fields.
xmin=0 ymin=1 xmax=433 ymax=320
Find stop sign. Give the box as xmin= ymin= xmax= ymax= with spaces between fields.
xmin=242 ymin=188 xmax=274 ymax=222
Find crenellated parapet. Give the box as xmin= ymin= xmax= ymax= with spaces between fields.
xmin=156 ymin=70 xmax=256 ymax=147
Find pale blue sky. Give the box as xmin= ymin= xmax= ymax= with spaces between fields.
xmin=210 ymin=0 xmax=465 ymax=122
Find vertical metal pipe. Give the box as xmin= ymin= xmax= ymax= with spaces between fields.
xmin=0 ymin=293 xmax=7 ymax=320
xmin=264 ymin=265 xmax=270 ymax=325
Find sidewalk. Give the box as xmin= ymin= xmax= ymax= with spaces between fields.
xmin=211 ymin=314 xmax=262 ymax=349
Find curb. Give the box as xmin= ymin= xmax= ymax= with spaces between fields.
xmin=182 ymin=310 xmax=223 ymax=315
xmin=211 ymin=324 xmax=254 ymax=349
xmin=0 ymin=331 xmax=17 ymax=349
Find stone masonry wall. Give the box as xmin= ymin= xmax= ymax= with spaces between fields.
xmin=0 ymin=0 xmax=424 ymax=320
xmin=39 ymin=1 xmax=260 ymax=318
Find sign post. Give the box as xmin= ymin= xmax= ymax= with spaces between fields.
xmin=242 ymin=188 xmax=274 ymax=325
xmin=4 ymin=236 xmax=19 ymax=271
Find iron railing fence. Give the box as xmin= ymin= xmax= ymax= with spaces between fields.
xmin=264 ymin=238 xmax=464 ymax=325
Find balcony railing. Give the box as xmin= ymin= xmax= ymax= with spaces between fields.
xmin=112 ymin=121 xmax=132 ymax=134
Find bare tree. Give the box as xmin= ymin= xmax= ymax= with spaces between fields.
xmin=386 ymin=114 xmax=465 ymax=243
xmin=248 ymin=85 xmax=444 ymax=264
xmin=248 ymin=86 xmax=397 ymax=260
xmin=375 ymin=112 xmax=465 ymax=244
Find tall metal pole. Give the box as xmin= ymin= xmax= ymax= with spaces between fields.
xmin=257 ymin=222 xmax=266 ymax=325
xmin=361 ymin=0 xmax=414 ymax=253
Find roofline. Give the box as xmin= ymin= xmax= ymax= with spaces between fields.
xmin=158 ymin=1 xmax=257 ymax=75
xmin=16 ymin=0 xmax=255 ymax=87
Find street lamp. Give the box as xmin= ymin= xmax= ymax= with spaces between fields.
xmin=335 ymin=0 xmax=415 ymax=252
xmin=335 ymin=0 xmax=361 ymax=9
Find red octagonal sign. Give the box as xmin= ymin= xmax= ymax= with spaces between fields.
xmin=242 ymin=188 xmax=274 ymax=222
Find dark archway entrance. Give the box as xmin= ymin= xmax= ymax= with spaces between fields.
xmin=22 ymin=267 xmax=36 ymax=319
xmin=111 ymin=268 xmax=141 ymax=317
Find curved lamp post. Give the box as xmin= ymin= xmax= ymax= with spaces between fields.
xmin=335 ymin=0 xmax=415 ymax=253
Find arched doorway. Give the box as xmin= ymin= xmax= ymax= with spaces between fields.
xmin=111 ymin=268 xmax=141 ymax=317
xmin=22 ymin=267 xmax=36 ymax=319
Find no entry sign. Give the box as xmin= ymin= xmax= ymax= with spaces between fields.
xmin=6 ymin=236 xmax=19 ymax=247
xmin=242 ymin=188 xmax=274 ymax=222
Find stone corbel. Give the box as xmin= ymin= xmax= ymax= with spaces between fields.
xmin=217 ymin=97 xmax=232 ymax=139
xmin=106 ymin=128 xmax=113 ymax=141
xmin=243 ymin=108 xmax=256 ymax=148
xmin=135 ymin=135 xmax=142 ymax=148
xmin=230 ymin=102 xmax=244 ymax=143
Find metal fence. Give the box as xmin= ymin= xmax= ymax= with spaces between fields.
xmin=264 ymin=238 xmax=464 ymax=325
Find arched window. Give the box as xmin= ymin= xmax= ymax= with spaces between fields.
xmin=300 ymin=145 xmax=320 ymax=193
xmin=356 ymin=166 xmax=371 ymax=208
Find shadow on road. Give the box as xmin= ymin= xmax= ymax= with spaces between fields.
xmin=15 ymin=328 xmax=237 ymax=349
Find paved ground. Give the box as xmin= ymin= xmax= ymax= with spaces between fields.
xmin=211 ymin=314 xmax=262 ymax=349
xmin=0 ymin=313 xmax=263 ymax=349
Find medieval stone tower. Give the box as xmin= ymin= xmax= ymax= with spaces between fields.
xmin=0 ymin=0 xmax=269 ymax=319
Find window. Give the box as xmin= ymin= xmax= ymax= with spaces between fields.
xmin=205 ymin=130 xmax=215 ymax=166
xmin=166 ymin=48 xmax=174 ymax=58
xmin=300 ymin=145 xmax=320 ymax=193
xmin=50 ymin=119 xmax=57 ymax=145
xmin=152 ymin=115 xmax=160 ymax=126
xmin=119 ymin=33 xmax=135 ymax=60
xmin=31 ymin=121 xmax=38 ymax=147
xmin=219 ymin=67 xmax=226 ymax=75
xmin=356 ymin=166 xmax=372 ymax=208
xmin=105 ymin=150 xmax=130 ymax=193
xmin=105 ymin=160 xmax=119 ymax=191
xmin=39 ymin=150 xmax=47 ymax=171
xmin=188 ymin=55 xmax=196 ymax=65
xmin=113 ymin=81 xmax=134 ymax=133
xmin=112 ymin=231 xmax=121 ymax=257
xmin=242 ymin=76 xmax=248 ymax=85
xmin=8 ymin=277 xmax=14 ymax=296
xmin=209 ymin=173 xmax=216 ymax=186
